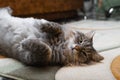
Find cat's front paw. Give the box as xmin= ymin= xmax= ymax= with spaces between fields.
xmin=92 ymin=53 xmax=104 ymax=62
xmin=41 ymin=22 xmax=62 ymax=35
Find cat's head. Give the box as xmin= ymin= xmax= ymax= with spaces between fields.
xmin=69 ymin=31 xmax=104 ymax=64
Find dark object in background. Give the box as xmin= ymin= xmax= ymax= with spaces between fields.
xmin=105 ymin=6 xmax=120 ymax=18
xmin=96 ymin=0 xmax=120 ymax=20
xmin=0 ymin=0 xmax=83 ymax=20
xmin=83 ymin=0 xmax=94 ymax=19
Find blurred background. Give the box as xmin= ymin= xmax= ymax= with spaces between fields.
xmin=0 ymin=0 xmax=120 ymax=22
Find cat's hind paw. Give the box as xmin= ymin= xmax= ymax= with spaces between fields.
xmin=21 ymin=39 xmax=52 ymax=66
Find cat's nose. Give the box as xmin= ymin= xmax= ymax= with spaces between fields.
xmin=72 ymin=45 xmax=82 ymax=51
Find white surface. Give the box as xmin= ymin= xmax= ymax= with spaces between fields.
xmin=64 ymin=20 xmax=120 ymax=29
xmin=94 ymin=29 xmax=120 ymax=52
xmin=0 ymin=59 xmax=24 ymax=73
xmin=56 ymin=48 xmax=120 ymax=80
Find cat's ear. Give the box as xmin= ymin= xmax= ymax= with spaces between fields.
xmin=85 ymin=31 xmax=95 ymax=41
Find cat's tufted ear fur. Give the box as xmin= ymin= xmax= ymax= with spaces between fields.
xmin=85 ymin=31 xmax=95 ymax=41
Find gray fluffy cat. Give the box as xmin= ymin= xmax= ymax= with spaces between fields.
xmin=0 ymin=7 xmax=104 ymax=66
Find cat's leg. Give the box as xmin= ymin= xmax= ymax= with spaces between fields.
xmin=40 ymin=22 xmax=63 ymax=36
xmin=15 ymin=38 xmax=52 ymax=66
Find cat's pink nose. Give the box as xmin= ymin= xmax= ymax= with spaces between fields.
xmin=73 ymin=45 xmax=82 ymax=51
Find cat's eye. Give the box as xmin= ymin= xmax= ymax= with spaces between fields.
xmin=79 ymin=37 xmax=83 ymax=43
xmin=79 ymin=40 xmax=82 ymax=43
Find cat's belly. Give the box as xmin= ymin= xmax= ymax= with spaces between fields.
xmin=50 ymin=45 xmax=66 ymax=65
